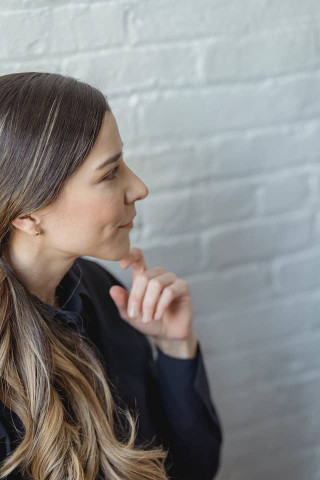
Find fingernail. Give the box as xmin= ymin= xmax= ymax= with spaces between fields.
xmin=142 ymin=313 xmax=150 ymax=323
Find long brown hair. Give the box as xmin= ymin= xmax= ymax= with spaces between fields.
xmin=0 ymin=72 xmax=169 ymax=480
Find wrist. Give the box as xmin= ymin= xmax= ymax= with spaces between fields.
xmin=153 ymin=331 xmax=198 ymax=359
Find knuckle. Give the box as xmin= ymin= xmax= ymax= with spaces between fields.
xmin=149 ymin=278 xmax=162 ymax=290
xmin=164 ymin=286 xmax=174 ymax=298
xmin=155 ymin=266 xmax=166 ymax=273
xmin=136 ymin=273 xmax=148 ymax=284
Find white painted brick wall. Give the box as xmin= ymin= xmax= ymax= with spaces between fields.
xmin=2 ymin=1 xmax=320 ymax=479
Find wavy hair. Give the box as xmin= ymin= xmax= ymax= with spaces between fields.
xmin=0 ymin=72 xmax=169 ymax=480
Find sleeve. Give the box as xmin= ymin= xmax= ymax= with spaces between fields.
xmin=98 ymin=265 xmax=224 ymax=479
xmin=147 ymin=340 xmax=224 ymax=480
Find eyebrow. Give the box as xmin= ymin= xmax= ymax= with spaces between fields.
xmin=95 ymin=141 xmax=124 ymax=171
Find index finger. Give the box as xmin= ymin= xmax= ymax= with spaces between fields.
xmin=119 ymin=247 xmax=147 ymax=280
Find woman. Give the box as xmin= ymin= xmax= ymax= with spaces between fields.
xmin=0 ymin=72 xmax=223 ymax=480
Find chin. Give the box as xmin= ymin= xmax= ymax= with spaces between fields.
xmin=99 ymin=238 xmax=131 ymax=262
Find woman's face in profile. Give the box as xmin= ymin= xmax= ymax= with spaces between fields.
xmin=35 ymin=110 xmax=149 ymax=262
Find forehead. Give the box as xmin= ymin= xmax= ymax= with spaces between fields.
xmin=81 ymin=111 xmax=123 ymax=171
xmin=91 ymin=111 xmax=122 ymax=155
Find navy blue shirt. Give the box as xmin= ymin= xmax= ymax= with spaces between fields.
xmin=0 ymin=257 xmax=223 ymax=480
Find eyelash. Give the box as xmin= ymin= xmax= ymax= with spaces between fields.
xmin=102 ymin=165 xmax=120 ymax=181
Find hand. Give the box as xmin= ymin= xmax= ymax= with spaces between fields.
xmin=109 ymin=247 xmax=198 ymax=357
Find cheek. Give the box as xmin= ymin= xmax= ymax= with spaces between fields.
xmin=49 ymin=182 xmax=124 ymax=240
xmin=65 ymin=190 xmax=122 ymax=230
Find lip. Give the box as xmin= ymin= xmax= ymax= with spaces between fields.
xmin=119 ymin=215 xmax=136 ymax=228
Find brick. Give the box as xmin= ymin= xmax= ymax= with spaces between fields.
xmin=140 ymin=183 xmax=257 ymax=237
xmin=204 ymin=334 xmax=320 ymax=390
xmin=204 ymin=27 xmax=320 ymax=81
xmin=203 ymin=215 xmax=312 ymax=269
xmin=49 ymin=3 xmax=126 ymax=54
xmin=130 ymin=0 xmax=320 ymax=44
xmin=0 ymin=58 xmax=63 ymax=77
xmin=137 ymin=75 xmax=320 ymax=139
xmin=126 ymin=145 xmax=198 ymax=191
xmin=223 ymin=410 xmax=320 ymax=479
xmin=197 ymin=120 xmax=320 ymax=178
xmin=195 ymin=294 xmax=320 ymax=355
xmin=186 ymin=265 xmax=272 ymax=316
xmin=134 ymin=236 xmax=203 ymax=278
xmin=0 ymin=9 xmax=50 ymax=58
xmin=261 ymin=172 xmax=310 ymax=215
xmin=62 ymin=44 xmax=199 ymax=94
xmin=220 ymin=376 xmax=320 ymax=433
xmin=275 ymin=249 xmax=320 ymax=294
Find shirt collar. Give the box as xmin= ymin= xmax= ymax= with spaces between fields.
xmin=36 ymin=258 xmax=91 ymax=336
xmin=55 ymin=258 xmax=90 ymax=311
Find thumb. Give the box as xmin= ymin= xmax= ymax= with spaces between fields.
xmin=109 ymin=285 xmax=130 ymax=319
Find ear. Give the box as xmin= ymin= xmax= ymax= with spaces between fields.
xmin=11 ymin=215 xmax=39 ymax=235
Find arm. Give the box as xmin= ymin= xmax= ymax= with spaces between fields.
xmin=145 ymin=337 xmax=224 ymax=480
xmin=98 ymin=262 xmax=224 ymax=479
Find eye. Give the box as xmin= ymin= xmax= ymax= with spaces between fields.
xmin=102 ymin=165 xmax=120 ymax=181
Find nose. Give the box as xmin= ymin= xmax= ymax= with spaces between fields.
xmin=125 ymin=168 xmax=149 ymax=203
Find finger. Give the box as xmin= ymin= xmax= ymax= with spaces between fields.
xmin=127 ymin=266 xmax=165 ymax=318
xmin=141 ymin=272 xmax=177 ymax=323
xmin=153 ymin=279 xmax=190 ymax=321
xmin=109 ymin=285 xmax=131 ymax=320
xmin=119 ymin=247 xmax=147 ymax=281
xmin=119 ymin=247 xmax=143 ymax=268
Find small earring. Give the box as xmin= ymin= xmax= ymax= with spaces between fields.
xmin=35 ymin=227 xmax=41 ymax=236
